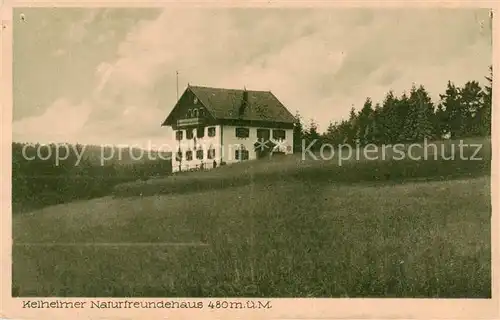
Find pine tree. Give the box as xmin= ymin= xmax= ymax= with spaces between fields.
xmin=346 ymin=107 xmax=358 ymax=146
xmin=479 ymin=66 xmax=493 ymax=136
xmin=400 ymin=85 xmax=434 ymax=142
xmin=434 ymin=103 xmax=448 ymax=139
xmin=395 ymin=92 xmax=410 ymax=143
xmin=399 ymin=86 xmax=418 ymax=142
xmin=293 ymin=111 xmax=304 ymax=152
xmin=369 ymin=103 xmax=384 ymax=145
xmin=301 ymin=119 xmax=321 ymax=151
xmin=323 ymin=121 xmax=339 ymax=145
xmin=380 ymin=91 xmax=400 ymax=144
xmin=357 ymin=98 xmax=374 ymax=145
xmin=306 ymin=119 xmax=321 ymax=145
xmin=337 ymin=120 xmax=352 ymax=146
xmin=418 ymin=85 xmax=436 ymax=140
xmin=459 ymin=81 xmax=484 ymax=137
xmin=439 ymin=81 xmax=463 ymax=139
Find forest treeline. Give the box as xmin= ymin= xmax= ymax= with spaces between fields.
xmin=12 ymin=143 xmax=172 ymax=213
xmin=293 ymin=66 xmax=493 ymax=151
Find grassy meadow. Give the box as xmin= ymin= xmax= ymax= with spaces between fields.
xmin=12 ymin=138 xmax=492 ymax=297
xmin=12 ymin=143 xmax=172 ymax=214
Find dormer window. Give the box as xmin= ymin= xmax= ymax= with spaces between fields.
xmin=193 ymin=108 xmax=199 ymax=118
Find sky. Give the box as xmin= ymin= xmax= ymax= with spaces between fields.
xmin=12 ymin=7 xmax=492 ymax=149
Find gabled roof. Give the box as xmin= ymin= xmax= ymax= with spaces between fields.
xmin=166 ymin=85 xmax=296 ymax=125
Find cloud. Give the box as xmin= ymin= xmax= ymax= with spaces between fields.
xmin=12 ymin=7 xmax=492 ymax=145
xmin=66 ymin=9 xmax=99 ymax=44
xmin=13 ymin=99 xmax=92 ymax=143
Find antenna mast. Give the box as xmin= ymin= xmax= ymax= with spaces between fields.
xmin=176 ymin=70 xmax=179 ymax=101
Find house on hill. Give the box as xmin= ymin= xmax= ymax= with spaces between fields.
xmin=162 ymin=85 xmax=296 ymax=172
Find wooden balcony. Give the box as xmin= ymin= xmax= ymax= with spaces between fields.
xmin=176 ymin=117 xmax=205 ymax=127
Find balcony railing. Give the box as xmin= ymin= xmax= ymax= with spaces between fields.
xmin=177 ymin=117 xmax=205 ymax=127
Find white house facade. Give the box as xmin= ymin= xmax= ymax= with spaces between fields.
xmin=162 ymin=85 xmax=296 ymax=173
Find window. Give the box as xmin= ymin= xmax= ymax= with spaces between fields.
xmin=193 ymin=108 xmax=199 ymax=118
xmin=257 ymin=128 xmax=271 ymax=141
xmin=208 ymin=127 xmax=216 ymax=137
xmin=272 ymin=129 xmax=286 ymax=140
xmin=186 ymin=150 xmax=193 ymax=161
xmin=186 ymin=129 xmax=194 ymax=140
xmin=207 ymin=148 xmax=216 ymax=160
xmin=197 ymin=127 xmax=205 ymax=138
xmin=196 ymin=149 xmax=204 ymax=160
xmin=235 ymin=127 xmax=250 ymax=138
xmin=235 ymin=149 xmax=249 ymax=161
xmin=175 ymin=130 xmax=183 ymax=141
xmin=242 ymin=150 xmax=249 ymax=160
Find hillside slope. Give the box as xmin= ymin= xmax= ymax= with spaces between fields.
xmin=13 ymin=175 xmax=491 ymax=297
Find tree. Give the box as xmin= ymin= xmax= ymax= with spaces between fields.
xmin=338 ymin=120 xmax=354 ymax=146
xmin=357 ymin=98 xmax=374 ymax=145
xmin=434 ymin=103 xmax=448 ymax=139
xmin=293 ymin=111 xmax=305 ymax=153
xmin=318 ymin=67 xmax=492 ymax=146
xmin=309 ymin=119 xmax=321 ymax=140
xmin=380 ymin=91 xmax=400 ymax=144
xmin=459 ymin=80 xmax=484 ymax=137
xmin=304 ymin=119 xmax=321 ymax=151
xmin=418 ymin=85 xmax=437 ymax=140
xmin=393 ymin=92 xmax=410 ymax=143
xmin=439 ymin=81 xmax=463 ymax=139
xmin=345 ymin=107 xmax=358 ymax=146
xmin=399 ymin=85 xmax=434 ymax=142
xmin=368 ymin=103 xmax=384 ymax=145
xmin=479 ymin=65 xmax=493 ymax=136
xmin=323 ymin=121 xmax=339 ymax=145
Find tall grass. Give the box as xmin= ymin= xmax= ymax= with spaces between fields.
xmin=12 ymin=138 xmax=491 ymax=297
xmin=113 ymin=138 xmax=490 ymax=198
xmin=12 ymin=142 xmax=172 ymax=214
xmin=13 ymin=177 xmax=491 ymax=297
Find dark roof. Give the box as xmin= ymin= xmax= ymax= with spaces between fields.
xmin=188 ymin=85 xmax=296 ymax=124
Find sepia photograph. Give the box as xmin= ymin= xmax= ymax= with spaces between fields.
xmin=8 ymin=4 xmax=494 ymax=303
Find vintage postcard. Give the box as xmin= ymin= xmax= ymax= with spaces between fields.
xmin=1 ymin=1 xmax=498 ymax=319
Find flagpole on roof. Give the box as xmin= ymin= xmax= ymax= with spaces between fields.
xmin=176 ymin=70 xmax=179 ymax=101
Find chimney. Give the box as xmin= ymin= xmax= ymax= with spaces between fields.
xmin=239 ymin=87 xmax=248 ymax=116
